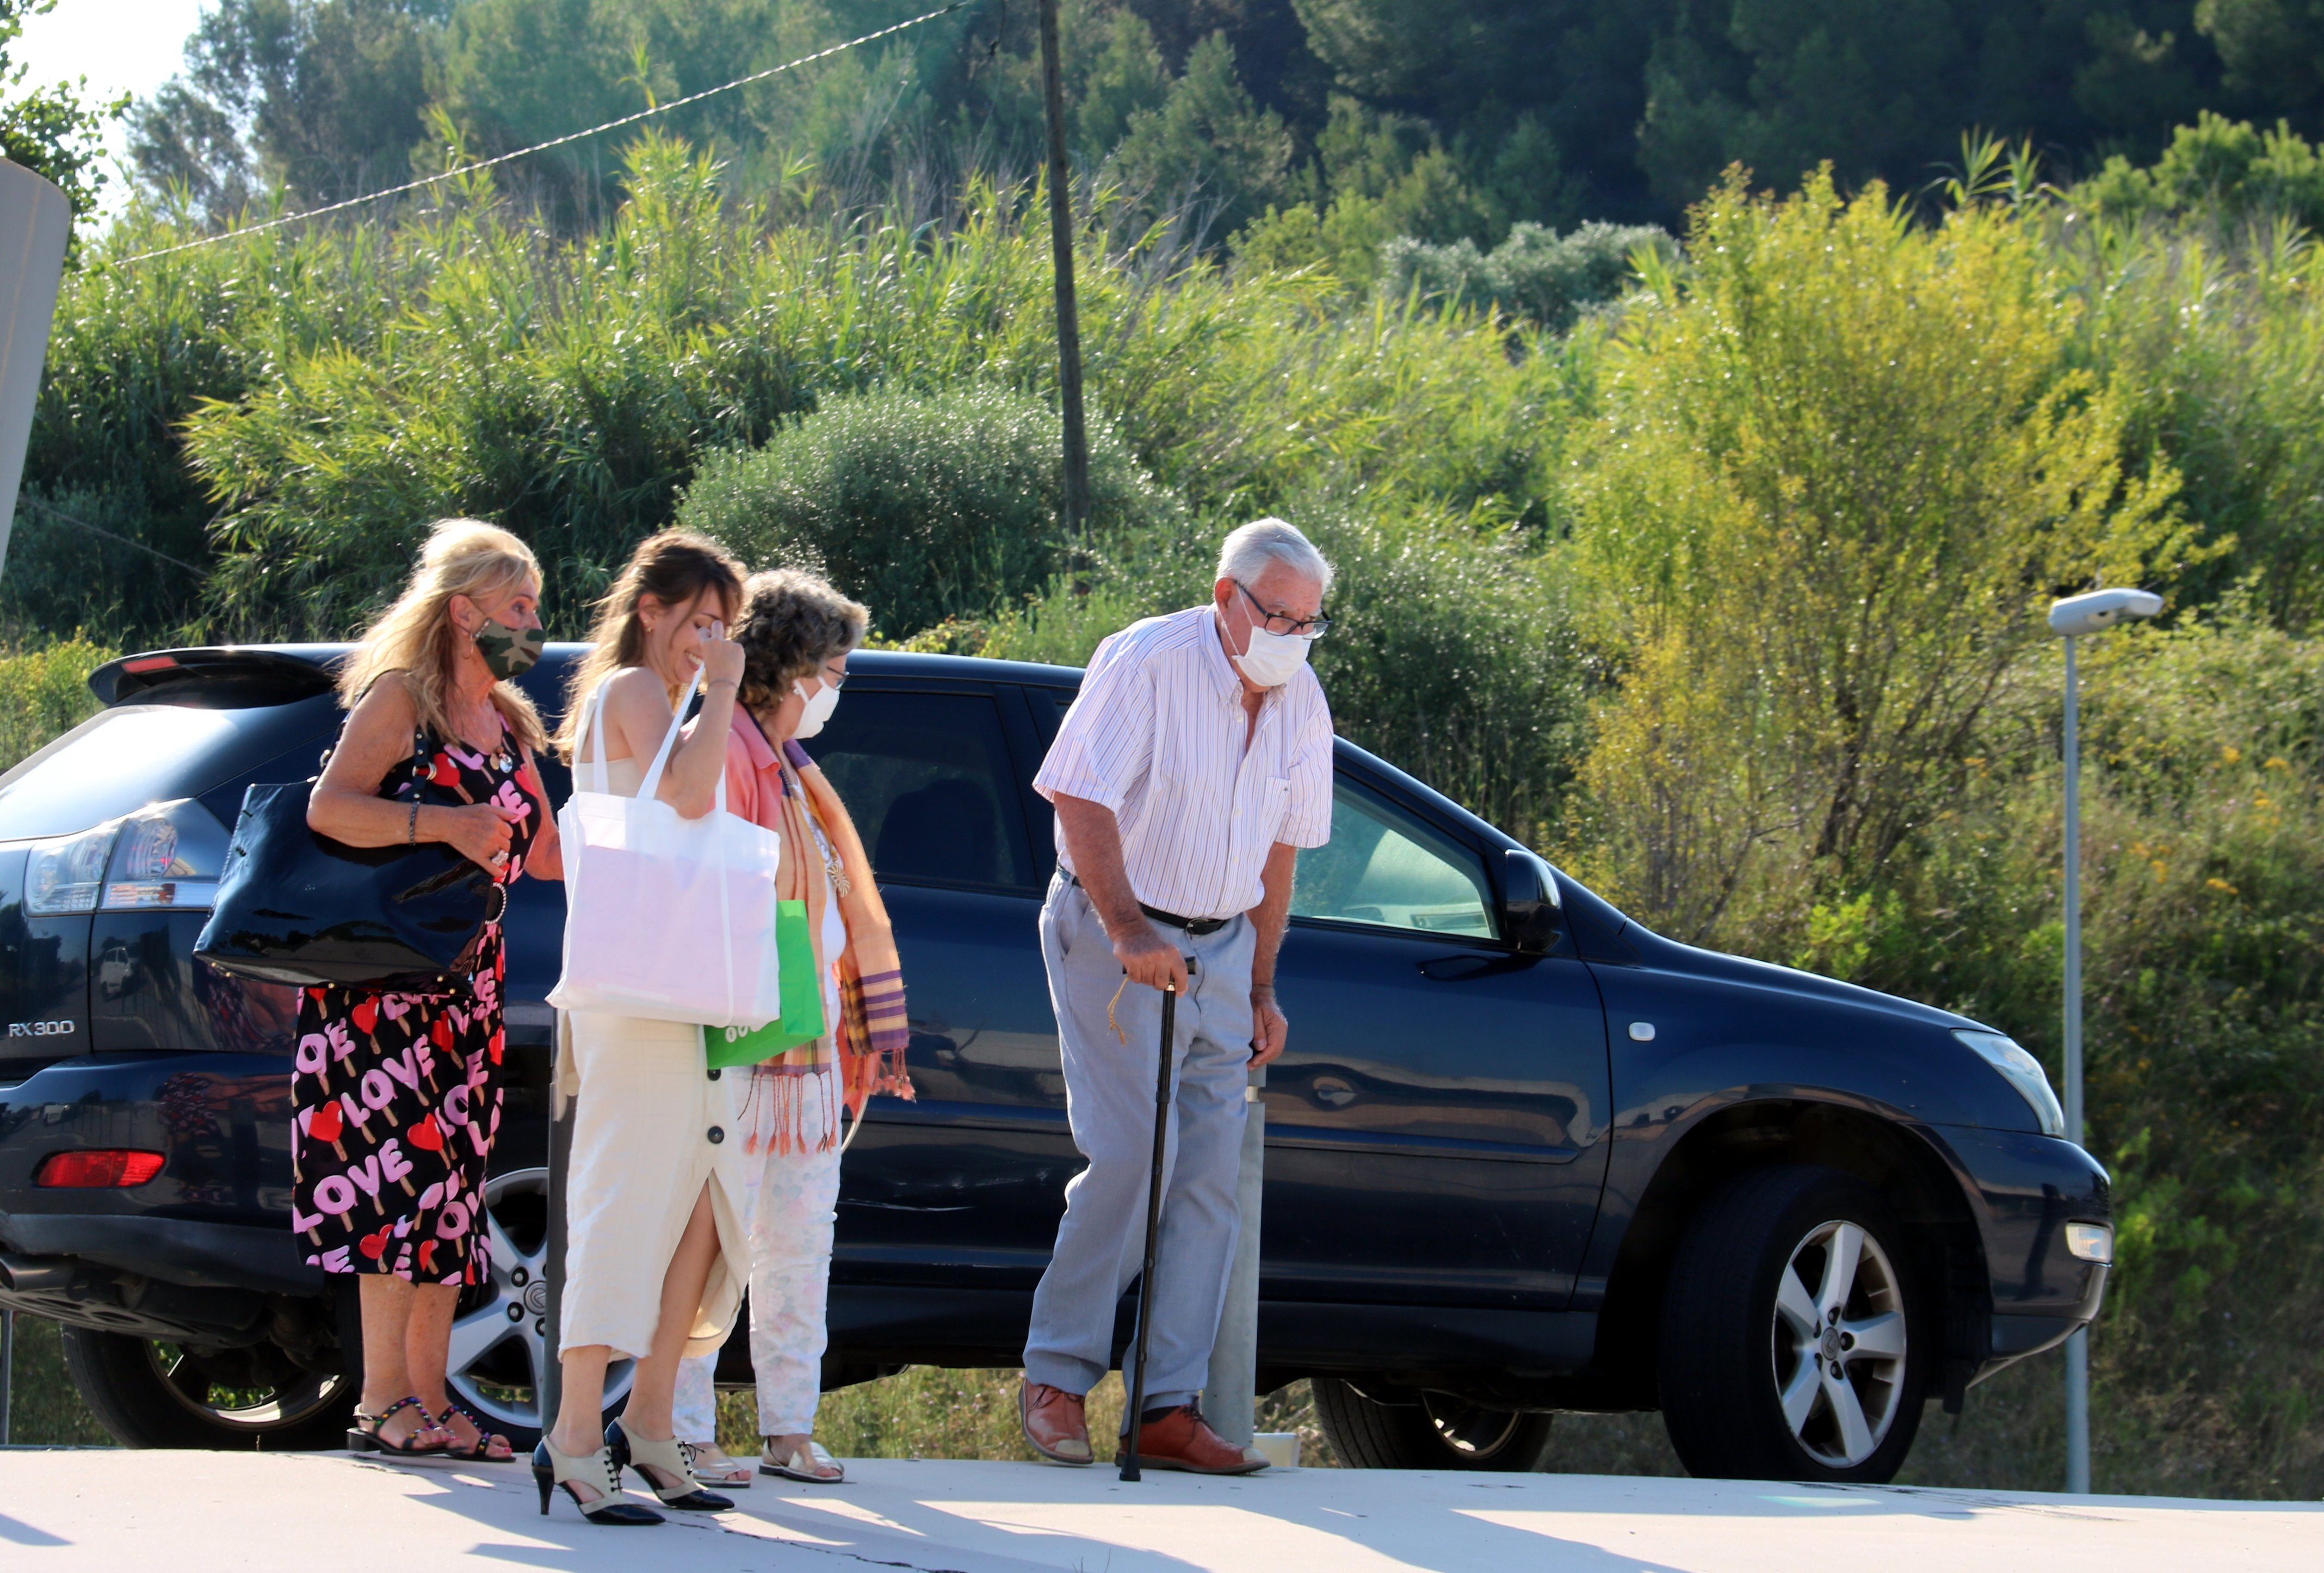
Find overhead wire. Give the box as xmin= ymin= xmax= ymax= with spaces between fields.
xmin=13 ymin=496 xmax=207 ymax=573
xmin=112 ymin=3 xmax=965 ymax=268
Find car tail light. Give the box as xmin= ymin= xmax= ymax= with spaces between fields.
xmin=25 ymin=799 xmax=230 ymax=916
xmin=25 ymin=823 xmax=116 ymax=914
xmin=36 ymin=1149 xmax=167 ymax=1187
xmin=103 ymin=798 xmax=230 ymax=912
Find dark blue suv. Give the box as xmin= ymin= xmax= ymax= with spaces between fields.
xmin=0 ymin=644 xmax=2109 ymax=1481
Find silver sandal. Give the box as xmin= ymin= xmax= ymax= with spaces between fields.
xmin=759 ymin=1438 xmax=844 ymax=1483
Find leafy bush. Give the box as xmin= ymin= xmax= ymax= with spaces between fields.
xmin=0 ymin=638 xmax=116 ymax=771
xmin=1379 ymin=219 xmax=1672 ymax=331
xmin=2070 ymin=223 xmax=2324 ymax=633
xmin=2073 ymin=113 xmax=2324 ymax=235
xmin=675 ymin=384 xmax=1186 ymax=637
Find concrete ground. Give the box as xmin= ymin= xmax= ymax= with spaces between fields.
xmin=1 ymin=1449 xmax=2316 ymax=1571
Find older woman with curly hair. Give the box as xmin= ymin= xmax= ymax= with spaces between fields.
xmin=667 ymin=567 xmax=914 ymax=1487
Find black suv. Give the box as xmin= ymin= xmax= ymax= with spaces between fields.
xmin=0 ymin=644 xmax=2109 ymax=1481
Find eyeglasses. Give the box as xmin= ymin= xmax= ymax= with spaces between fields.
xmin=1234 ymin=581 xmax=1331 ymax=639
xmin=819 ymin=663 xmax=849 ymax=689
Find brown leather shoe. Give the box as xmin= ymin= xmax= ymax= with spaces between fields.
xmin=1021 ymin=1381 xmax=1092 ymax=1465
xmin=1116 ymin=1403 xmax=1268 ymax=1475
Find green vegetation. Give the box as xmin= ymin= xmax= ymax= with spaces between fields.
xmin=0 ymin=638 xmax=113 ymax=772
xmin=675 ymin=383 xmax=1185 ymax=634
xmin=10 ymin=0 xmax=2324 ymax=1491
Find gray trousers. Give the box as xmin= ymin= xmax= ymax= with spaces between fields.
xmin=1023 ymin=874 xmax=1255 ymax=1412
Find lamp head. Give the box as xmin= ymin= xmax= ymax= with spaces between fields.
xmin=2048 ymin=587 xmax=2162 ymax=637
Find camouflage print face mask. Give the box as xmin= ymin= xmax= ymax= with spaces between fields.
xmin=473 ymin=618 xmax=546 ymax=680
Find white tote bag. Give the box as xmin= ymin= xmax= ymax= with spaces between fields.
xmin=546 ymin=677 xmax=784 ymax=1028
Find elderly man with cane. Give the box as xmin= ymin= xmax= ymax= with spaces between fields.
xmin=1019 ymin=518 xmax=1336 ymax=1474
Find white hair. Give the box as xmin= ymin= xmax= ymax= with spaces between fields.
xmin=1216 ymin=516 xmax=1334 ymax=595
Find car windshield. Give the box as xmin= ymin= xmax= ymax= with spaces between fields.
xmin=0 ymin=706 xmax=251 ymax=841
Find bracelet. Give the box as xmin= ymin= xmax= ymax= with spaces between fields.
xmin=707 ymin=677 xmax=739 ymax=692
xmin=407 ymin=801 xmax=419 ymax=846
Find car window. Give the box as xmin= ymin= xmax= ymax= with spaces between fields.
xmin=802 ymin=691 xmax=1039 ymax=893
xmin=0 ymin=706 xmax=251 ymax=841
xmin=1293 ymin=779 xmax=1497 ymax=939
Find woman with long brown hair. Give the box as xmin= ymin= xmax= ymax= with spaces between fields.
xmin=535 ymin=530 xmax=757 ymax=1526
xmin=298 ymin=519 xmax=561 ymax=1464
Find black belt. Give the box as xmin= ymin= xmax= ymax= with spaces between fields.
xmin=1062 ymin=872 xmax=1232 ymax=936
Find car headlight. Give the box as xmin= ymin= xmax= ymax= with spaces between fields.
xmin=1952 ymin=1029 xmax=2067 ymax=1138
xmin=2065 ymin=1222 xmax=2113 ymax=1264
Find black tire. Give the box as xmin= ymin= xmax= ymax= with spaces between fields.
xmin=1313 ymin=1378 xmax=1557 ymax=1470
xmin=1658 ymin=1164 xmax=1931 ymax=1483
xmin=59 ymin=1326 xmax=357 ymax=1449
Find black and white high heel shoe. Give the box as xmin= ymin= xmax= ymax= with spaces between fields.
xmin=605 ymin=1420 xmax=734 ymax=1511
xmin=532 ymin=1436 xmax=665 ymax=1525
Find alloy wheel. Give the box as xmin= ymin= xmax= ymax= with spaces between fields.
xmin=1769 ymin=1218 xmax=1908 ymax=1469
xmin=443 ymin=1167 xmax=634 ymax=1435
xmin=143 ymin=1343 xmax=350 ymax=1435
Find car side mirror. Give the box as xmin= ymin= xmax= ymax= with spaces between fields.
xmin=1500 ymin=848 xmax=1562 ymax=954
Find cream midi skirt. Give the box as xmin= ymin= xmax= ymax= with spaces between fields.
xmin=557 ymin=1009 xmax=751 ymax=1361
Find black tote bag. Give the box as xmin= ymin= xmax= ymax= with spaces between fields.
xmin=195 ymin=732 xmax=504 ymax=993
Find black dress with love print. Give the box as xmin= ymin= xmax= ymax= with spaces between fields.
xmin=289 ymin=721 xmax=543 ymax=1284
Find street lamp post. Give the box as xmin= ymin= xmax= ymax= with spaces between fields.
xmin=2045 ymin=587 xmax=2162 ymax=1495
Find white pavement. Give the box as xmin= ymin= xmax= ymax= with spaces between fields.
xmin=1 ymin=1448 xmax=2316 ymax=1572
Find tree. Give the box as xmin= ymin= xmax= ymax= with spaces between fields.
xmin=1110 ymin=32 xmax=1294 ymax=238
xmin=2198 ymin=0 xmax=2324 ymax=125
xmin=128 ymin=0 xmax=444 ymax=223
xmin=1 ymin=0 xmax=122 ymax=225
xmin=1568 ymin=171 xmax=2200 ymax=942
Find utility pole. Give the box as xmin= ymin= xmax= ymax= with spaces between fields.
xmin=1035 ymin=0 xmax=1091 ymax=544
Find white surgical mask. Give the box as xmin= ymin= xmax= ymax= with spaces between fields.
xmin=792 ymin=676 xmax=841 ymax=738
xmin=1231 ymin=624 xmax=1314 ymax=689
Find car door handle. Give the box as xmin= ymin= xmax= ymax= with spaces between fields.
xmin=1311 ymin=1075 xmax=1357 ymax=1108
xmin=1417 ymin=953 xmax=1541 ymax=982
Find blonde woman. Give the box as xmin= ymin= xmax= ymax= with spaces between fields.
xmin=667 ymin=567 xmax=913 ymax=1488
xmin=298 ymin=520 xmax=561 ymax=1464
xmin=536 ymin=531 xmax=758 ymax=1526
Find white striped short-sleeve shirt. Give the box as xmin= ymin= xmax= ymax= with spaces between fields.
xmin=1035 ymin=604 xmax=1335 ymax=920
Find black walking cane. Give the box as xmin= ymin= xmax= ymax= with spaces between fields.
xmin=1121 ymin=955 xmax=1193 ymax=1482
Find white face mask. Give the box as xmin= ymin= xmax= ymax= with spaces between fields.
xmin=1232 ymin=623 xmax=1315 ymax=689
xmin=792 ymin=676 xmax=841 ymax=739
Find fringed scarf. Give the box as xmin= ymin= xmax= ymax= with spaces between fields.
xmin=738 ymin=737 xmax=914 ymax=1155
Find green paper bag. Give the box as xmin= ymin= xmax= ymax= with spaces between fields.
xmin=704 ymin=899 xmax=826 ymax=1068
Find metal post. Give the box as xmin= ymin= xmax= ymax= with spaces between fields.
xmin=2062 ymin=634 xmax=2090 ymax=1495
xmin=1035 ymin=0 xmax=1092 ymax=544
xmin=1121 ymin=973 xmax=1182 ymax=1482
xmin=541 ymin=1085 xmax=572 ymax=1436
xmin=1 ymin=1306 xmax=14 ymax=1445
xmin=1202 ymin=1066 xmax=1265 ymax=1446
